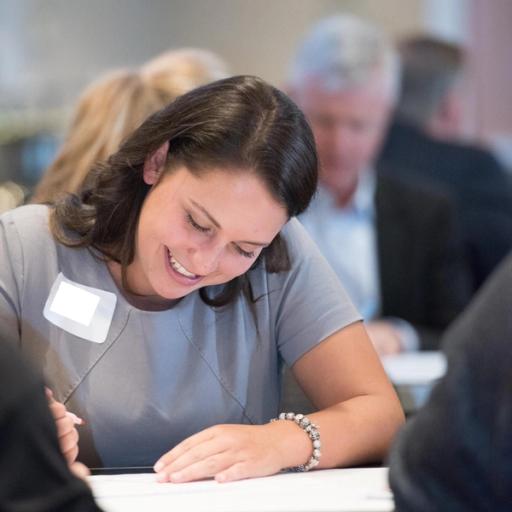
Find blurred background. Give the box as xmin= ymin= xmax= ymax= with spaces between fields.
xmin=1 ymin=0 xmax=511 ymax=198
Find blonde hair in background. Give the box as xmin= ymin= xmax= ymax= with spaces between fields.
xmin=141 ymin=47 xmax=230 ymax=100
xmin=32 ymin=48 xmax=230 ymax=204
xmin=0 ymin=181 xmax=26 ymax=215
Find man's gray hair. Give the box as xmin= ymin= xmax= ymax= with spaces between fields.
xmin=289 ymin=14 xmax=400 ymax=102
xmin=396 ymin=36 xmax=464 ymax=126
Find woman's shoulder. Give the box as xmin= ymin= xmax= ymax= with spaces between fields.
xmin=281 ymin=217 xmax=311 ymax=248
xmin=1 ymin=204 xmax=51 ymax=231
xmin=279 ymin=216 xmax=327 ymax=267
xmin=0 ymin=204 xmax=54 ymax=251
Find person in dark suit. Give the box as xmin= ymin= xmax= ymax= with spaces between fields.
xmin=389 ymin=251 xmax=512 ymax=511
xmin=379 ymin=36 xmax=512 ymax=290
xmin=288 ymin=15 xmax=472 ymax=356
xmin=0 ymin=338 xmax=102 ymax=511
xmin=374 ymin=175 xmax=470 ymax=351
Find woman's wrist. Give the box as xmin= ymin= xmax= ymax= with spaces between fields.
xmin=267 ymin=412 xmax=321 ymax=471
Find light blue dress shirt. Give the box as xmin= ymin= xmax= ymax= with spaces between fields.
xmin=300 ymin=170 xmax=380 ymax=320
xmin=300 ymin=171 xmax=420 ymax=351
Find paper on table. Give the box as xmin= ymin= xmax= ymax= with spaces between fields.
xmin=89 ymin=467 xmax=393 ymax=512
xmin=381 ymin=351 xmax=447 ymax=386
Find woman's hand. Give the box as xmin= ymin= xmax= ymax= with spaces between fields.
xmin=70 ymin=461 xmax=91 ymax=480
xmin=45 ymin=388 xmax=80 ymax=464
xmin=153 ymin=422 xmax=306 ymax=484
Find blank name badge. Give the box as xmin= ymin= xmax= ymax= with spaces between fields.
xmin=43 ymin=273 xmax=117 ymax=343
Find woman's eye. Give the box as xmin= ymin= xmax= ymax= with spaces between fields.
xmin=187 ymin=213 xmax=255 ymax=258
xmin=186 ymin=213 xmax=210 ymax=233
xmin=235 ymin=245 xmax=256 ymax=259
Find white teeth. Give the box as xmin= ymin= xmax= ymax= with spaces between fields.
xmin=168 ymin=251 xmax=198 ymax=278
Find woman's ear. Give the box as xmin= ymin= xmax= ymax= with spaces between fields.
xmin=143 ymin=141 xmax=170 ymax=185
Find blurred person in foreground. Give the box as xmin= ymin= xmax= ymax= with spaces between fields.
xmin=389 ymin=250 xmax=512 ymax=511
xmin=0 ymin=338 xmax=102 ymax=511
xmin=31 ymin=48 xmax=229 ymax=204
xmin=379 ymin=35 xmax=512 ymax=290
xmin=287 ymin=15 xmax=471 ymax=356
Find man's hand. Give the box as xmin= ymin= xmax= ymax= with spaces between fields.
xmin=365 ymin=320 xmax=403 ymax=356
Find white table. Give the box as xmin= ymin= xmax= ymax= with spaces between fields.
xmin=89 ymin=467 xmax=393 ymax=512
xmin=381 ymin=351 xmax=447 ymax=414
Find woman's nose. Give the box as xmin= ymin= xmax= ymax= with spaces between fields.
xmin=189 ymin=244 xmax=223 ymax=275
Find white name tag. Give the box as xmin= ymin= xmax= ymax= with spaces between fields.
xmin=44 ymin=273 xmax=117 ymax=344
xmin=49 ymin=281 xmax=100 ymax=326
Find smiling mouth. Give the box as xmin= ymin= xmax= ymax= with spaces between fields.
xmin=167 ymin=249 xmax=200 ymax=279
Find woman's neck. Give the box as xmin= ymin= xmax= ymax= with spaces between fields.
xmin=106 ymin=260 xmax=181 ymax=311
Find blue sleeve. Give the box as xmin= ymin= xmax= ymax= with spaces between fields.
xmin=269 ymin=218 xmax=361 ymax=367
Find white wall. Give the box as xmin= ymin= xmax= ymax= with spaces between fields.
xmin=0 ymin=0 xmax=426 ymax=110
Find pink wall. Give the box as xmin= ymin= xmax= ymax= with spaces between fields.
xmin=468 ymin=0 xmax=512 ymax=138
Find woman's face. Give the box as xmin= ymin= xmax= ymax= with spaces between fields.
xmin=127 ymin=163 xmax=288 ymax=301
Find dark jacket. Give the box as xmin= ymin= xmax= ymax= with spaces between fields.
xmin=0 ymin=340 xmax=102 ymax=512
xmin=376 ymin=174 xmax=471 ymax=350
xmin=379 ymin=120 xmax=512 ymax=290
xmin=389 ymin=251 xmax=512 ymax=511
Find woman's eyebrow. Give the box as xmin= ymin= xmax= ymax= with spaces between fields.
xmin=238 ymin=240 xmax=270 ymax=247
xmin=190 ymin=200 xmax=271 ymax=247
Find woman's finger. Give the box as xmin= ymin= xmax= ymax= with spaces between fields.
xmin=215 ymin=461 xmax=258 ymax=483
xmin=154 ymin=427 xmax=217 ymax=471
xmin=70 ymin=462 xmax=90 ymax=480
xmin=48 ymin=400 xmax=68 ymax=421
xmin=156 ymin=437 xmax=230 ymax=477
xmin=57 ymin=424 xmax=79 ymax=453
xmin=63 ymin=445 xmax=79 ymax=465
xmin=54 ymin=414 xmax=75 ymax=438
xmin=158 ymin=451 xmax=234 ymax=483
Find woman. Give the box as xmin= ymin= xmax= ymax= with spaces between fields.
xmin=28 ymin=47 xmax=231 ymax=471
xmin=0 ymin=75 xmax=403 ymax=482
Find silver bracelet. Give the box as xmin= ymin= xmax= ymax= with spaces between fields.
xmin=270 ymin=412 xmax=321 ymax=472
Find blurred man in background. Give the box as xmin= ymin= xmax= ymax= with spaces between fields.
xmin=288 ymin=15 xmax=471 ymax=356
xmin=379 ymin=35 xmax=512 ymax=290
xmin=394 ymin=36 xmax=465 ymax=142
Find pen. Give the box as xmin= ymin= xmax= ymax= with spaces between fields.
xmin=67 ymin=411 xmax=85 ymax=426
xmin=45 ymin=386 xmax=85 ymax=426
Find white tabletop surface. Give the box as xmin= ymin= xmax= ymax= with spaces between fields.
xmin=89 ymin=467 xmax=393 ymax=512
xmin=381 ymin=351 xmax=446 ymax=386
xmin=381 ymin=351 xmax=447 ymax=413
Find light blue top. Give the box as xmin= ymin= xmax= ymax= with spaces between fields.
xmin=0 ymin=205 xmax=360 ymax=467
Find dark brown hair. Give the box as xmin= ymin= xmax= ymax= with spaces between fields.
xmin=51 ymin=75 xmax=318 ymax=306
